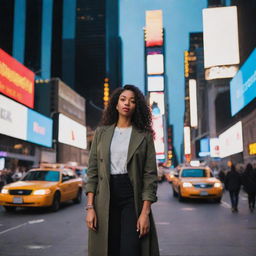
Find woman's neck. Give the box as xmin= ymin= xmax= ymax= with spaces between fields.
xmin=116 ymin=116 xmax=132 ymax=128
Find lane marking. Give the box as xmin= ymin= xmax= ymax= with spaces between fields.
xmin=181 ymin=207 xmax=195 ymax=211
xmin=25 ymin=245 xmax=52 ymax=250
xmin=156 ymin=222 xmax=170 ymax=225
xmin=0 ymin=219 xmax=45 ymax=236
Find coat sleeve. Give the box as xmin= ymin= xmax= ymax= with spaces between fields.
xmin=85 ymin=127 xmax=101 ymax=195
xmin=142 ymin=132 xmax=158 ymax=203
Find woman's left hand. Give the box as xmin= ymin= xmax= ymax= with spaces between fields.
xmin=137 ymin=213 xmax=150 ymax=238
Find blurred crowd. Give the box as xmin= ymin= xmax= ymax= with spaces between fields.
xmin=0 ymin=167 xmax=27 ymax=189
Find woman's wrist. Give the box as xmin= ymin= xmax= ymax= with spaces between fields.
xmin=85 ymin=204 xmax=94 ymax=210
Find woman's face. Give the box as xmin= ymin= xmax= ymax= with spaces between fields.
xmin=116 ymin=90 xmax=136 ymax=118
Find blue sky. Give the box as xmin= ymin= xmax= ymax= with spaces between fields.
xmin=119 ymin=0 xmax=207 ymax=163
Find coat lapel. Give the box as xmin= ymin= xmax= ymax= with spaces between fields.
xmin=127 ymin=127 xmax=145 ymax=164
xmin=101 ymin=124 xmax=115 ymax=178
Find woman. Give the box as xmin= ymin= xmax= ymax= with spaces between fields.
xmin=242 ymin=163 xmax=256 ymax=212
xmin=85 ymin=85 xmax=159 ymax=256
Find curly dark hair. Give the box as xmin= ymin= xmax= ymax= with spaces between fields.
xmin=101 ymin=85 xmax=153 ymax=133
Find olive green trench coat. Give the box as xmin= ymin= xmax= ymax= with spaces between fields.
xmin=85 ymin=124 xmax=160 ymax=256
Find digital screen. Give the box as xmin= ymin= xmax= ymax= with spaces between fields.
xmin=149 ymin=92 xmax=165 ymax=115
xmin=184 ymin=126 xmax=191 ymax=155
xmin=148 ymin=76 xmax=164 ymax=92
xmin=199 ymin=137 xmax=210 ymax=157
xmin=152 ymin=115 xmax=165 ymax=158
xmin=189 ymin=79 xmax=198 ymax=127
xmin=0 ymin=49 xmax=35 ymax=108
xmin=230 ymin=48 xmax=256 ymax=116
xmin=58 ymin=114 xmax=87 ymax=149
xmin=147 ymin=54 xmax=164 ymax=75
xmin=203 ymin=6 xmax=239 ymax=68
xmin=210 ymin=138 xmax=220 ymax=158
xmin=219 ymin=121 xmax=243 ymax=158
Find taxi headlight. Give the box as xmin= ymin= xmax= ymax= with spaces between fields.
xmin=33 ymin=189 xmax=51 ymax=195
xmin=214 ymin=183 xmax=221 ymax=188
xmin=1 ymin=188 xmax=9 ymax=194
xmin=183 ymin=182 xmax=193 ymax=188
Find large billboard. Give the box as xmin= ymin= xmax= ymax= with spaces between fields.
xmin=145 ymin=10 xmax=163 ymax=47
xmin=230 ymin=48 xmax=256 ymax=116
xmin=149 ymin=92 xmax=165 ymax=115
xmin=203 ymin=6 xmax=239 ymax=79
xmin=219 ymin=121 xmax=243 ymax=158
xmin=0 ymin=49 xmax=35 ymax=108
xmin=0 ymin=95 xmax=52 ymax=147
xmin=0 ymin=94 xmax=27 ymax=141
xmin=27 ymin=109 xmax=53 ymax=147
xmin=147 ymin=54 xmax=164 ymax=75
xmin=147 ymin=76 xmax=164 ymax=92
xmin=58 ymin=114 xmax=87 ymax=149
xmin=189 ymin=79 xmax=198 ymax=128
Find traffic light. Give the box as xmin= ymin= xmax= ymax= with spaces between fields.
xmin=103 ymin=78 xmax=110 ymax=107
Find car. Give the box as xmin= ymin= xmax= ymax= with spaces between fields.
xmin=172 ymin=166 xmax=223 ymax=203
xmin=0 ymin=167 xmax=83 ymax=212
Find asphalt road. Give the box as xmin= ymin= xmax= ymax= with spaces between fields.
xmin=1 ymin=181 xmax=256 ymax=256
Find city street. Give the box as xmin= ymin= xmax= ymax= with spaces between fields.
xmin=1 ymin=181 xmax=256 ymax=256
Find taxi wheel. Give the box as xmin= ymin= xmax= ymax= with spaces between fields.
xmin=4 ymin=206 xmax=16 ymax=212
xmin=73 ymin=188 xmax=82 ymax=204
xmin=50 ymin=192 xmax=61 ymax=212
xmin=178 ymin=188 xmax=184 ymax=202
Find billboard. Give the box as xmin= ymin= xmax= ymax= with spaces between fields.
xmin=148 ymin=76 xmax=164 ymax=92
xmin=145 ymin=10 xmax=163 ymax=47
xmin=27 ymin=109 xmax=53 ymax=147
xmin=184 ymin=126 xmax=191 ymax=155
xmin=58 ymin=114 xmax=87 ymax=149
xmin=0 ymin=94 xmax=27 ymax=140
xmin=219 ymin=121 xmax=243 ymax=158
xmin=0 ymin=49 xmax=35 ymax=108
xmin=149 ymin=92 xmax=165 ymax=115
xmin=152 ymin=115 xmax=165 ymax=159
xmin=147 ymin=54 xmax=164 ymax=75
xmin=230 ymin=48 xmax=256 ymax=116
xmin=210 ymin=138 xmax=220 ymax=158
xmin=203 ymin=6 xmax=239 ymax=78
xmin=199 ymin=137 xmax=210 ymax=157
xmin=189 ymin=79 xmax=198 ymax=128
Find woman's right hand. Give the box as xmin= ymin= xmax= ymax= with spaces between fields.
xmin=86 ymin=209 xmax=97 ymax=231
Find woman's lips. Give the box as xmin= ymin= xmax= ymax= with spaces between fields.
xmin=122 ymin=107 xmax=130 ymax=112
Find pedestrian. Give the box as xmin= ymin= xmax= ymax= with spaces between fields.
xmin=242 ymin=163 xmax=256 ymax=212
xmin=225 ymin=164 xmax=242 ymax=212
xmin=85 ymin=85 xmax=159 ymax=256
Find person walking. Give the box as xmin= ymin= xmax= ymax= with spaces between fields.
xmin=85 ymin=85 xmax=159 ymax=256
xmin=242 ymin=163 xmax=256 ymax=212
xmin=225 ymin=164 xmax=242 ymax=212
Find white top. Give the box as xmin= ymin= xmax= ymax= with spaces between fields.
xmin=110 ymin=126 xmax=132 ymax=175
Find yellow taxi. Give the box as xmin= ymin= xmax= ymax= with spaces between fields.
xmin=172 ymin=166 xmax=223 ymax=202
xmin=0 ymin=167 xmax=83 ymax=212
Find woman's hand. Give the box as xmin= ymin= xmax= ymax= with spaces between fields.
xmin=86 ymin=208 xmax=97 ymax=231
xmin=137 ymin=212 xmax=150 ymax=238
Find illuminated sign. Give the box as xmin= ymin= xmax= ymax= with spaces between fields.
xmin=147 ymin=54 xmax=164 ymax=75
xmin=219 ymin=121 xmax=243 ymax=158
xmin=149 ymin=92 xmax=165 ymax=115
xmin=145 ymin=10 xmax=163 ymax=47
xmin=0 ymin=49 xmax=35 ymax=108
xmin=230 ymin=48 xmax=256 ymax=116
xmin=189 ymin=79 xmax=198 ymax=128
xmin=58 ymin=114 xmax=87 ymax=149
xmin=184 ymin=126 xmax=191 ymax=155
xmin=148 ymin=76 xmax=164 ymax=91
xmin=203 ymin=6 xmax=239 ymax=69
xmin=205 ymin=65 xmax=239 ymax=80
xmin=210 ymin=138 xmax=220 ymax=158
xmin=152 ymin=115 xmax=165 ymax=159
xmin=249 ymin=143 xmax=256 ymax=155
xmin=27 ymin=109 xmax=53 ymax=147
xmin=0 ymin=94 xmax=27 ymax=140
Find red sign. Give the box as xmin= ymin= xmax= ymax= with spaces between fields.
xmin=0 ymin=49 xmax=35 ymax=108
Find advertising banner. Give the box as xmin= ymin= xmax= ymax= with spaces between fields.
xmin=210 ymin=138 xmax=220 ymax=158
xmin=219 ymin=121 xmax=243 ymax=158
xmin=0 ymin=94 xmax=27 ymax=140
xmin=149 ymin=92 xmax=165 ymax=115
xmin=58 ymin=114 xmax=87 ymax=149
xmin=147 ymin=76 xmax=164 ymax=91
xmin=152 ymin=115 xmax=165 ymax=160
xmin=27 ymin=109 xmax=53 ymax=147
xmin=230 ymin=48 xmax=256 ymax=116
xmin=0 ymin=49 xmax=35 ymax=108
xmin=147 ymin=54 xmax=164 ymax=75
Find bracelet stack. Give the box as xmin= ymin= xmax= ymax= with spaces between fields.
xmin=85 ymin=204 xmax=94 ymax=210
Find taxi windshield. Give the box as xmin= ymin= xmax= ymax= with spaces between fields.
xmin=22 ymin=170 xmax=60 ymax=182
xmin=181 ymin=169 xmax=207 ymax=178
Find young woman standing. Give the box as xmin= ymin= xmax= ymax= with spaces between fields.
xmin=85 ymin=85 xmax=159 ymax=256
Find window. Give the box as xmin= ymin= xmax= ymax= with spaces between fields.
xmin=181 ymin=169 xmax=207 ymax=178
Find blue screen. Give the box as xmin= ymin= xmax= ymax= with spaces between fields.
xmin=230 ymin=48 xmax=256 ymax=116
xmin=27 ymin=109 xmax=53 ymax=147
